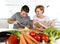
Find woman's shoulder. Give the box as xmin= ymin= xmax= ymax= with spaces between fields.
xmin=44 ymin=16 xmax=50 ymax=21
xmin=44 ymin=16 xmax=49 ymax=19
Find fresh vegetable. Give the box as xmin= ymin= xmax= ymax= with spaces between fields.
xmin=5 ymin=35 xmax=19 ymax=44
xmin=44 ymin=28 xmax=60 ymax=44
xmin=33 ymin=35 xmax=41 ymax=42
xmin=5 ymin=30 xmax=41 ymax=44
xmin=19 ymin=39 xmax=23 ymax=44
xmin=19 ymin=34 xmax=27 ymax=44
xmin=38 ymin=33 xmax=43 ymax=38
xmin=42 ymin=34 xmax=49 ymax=42
xmin=30 ymin=31 xmax=49 ymax=42
xmin=24 ymin=33 xmax=39 ymax=44
xmin=30 ymin=31 xmax=36 ymax=37
xmin=7 ymin=30 xmax=21 ymax=37
xmin=24 ymin=35 xmax=35 ymax=44
xmin=6 ymin=30 xmax=21 ymax=44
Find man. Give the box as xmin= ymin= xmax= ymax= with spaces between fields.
xmin=8 ymin=5 xmax=32 ymax=29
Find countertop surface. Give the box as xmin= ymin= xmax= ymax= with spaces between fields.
xmin=0 ymin=28 xmax=15 ymax=32
xmin=0 ymin=42 xmax=5 ymax=44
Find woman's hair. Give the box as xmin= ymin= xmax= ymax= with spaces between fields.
xmin=35 ymin=5 xmax=44 ymax=13
xmin=21 ymin=5 xmax=29 ymax=13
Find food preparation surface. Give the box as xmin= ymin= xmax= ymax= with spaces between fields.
xmin=0 ymin=42 xmax=5 ymax=44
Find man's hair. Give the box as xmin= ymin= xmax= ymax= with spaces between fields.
xmin=35 ymin=5 xmax=44 ymax=13
xmin=21 ymin=5 xmax=29 ymax=13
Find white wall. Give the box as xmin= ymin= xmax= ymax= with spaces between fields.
xmin=0 ymin=0 xmax=36 ymax=20
xmin=0 ymin=0 xmax=60 ymax=21
xmin=0 ymin=0 xmax=9 ymax=18
xmin=45 ymin=0 xmax=60 ymax=21
xmin=0 ymin=0 xmax=60 ymax=29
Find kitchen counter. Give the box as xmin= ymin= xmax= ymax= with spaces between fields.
xmin=0 ymin=28 xmax=15 ymax=32
xmin=0 ymin=28 xmax=60 ymax=44
xmin=0 ymin=42 xmax=5 ymax=44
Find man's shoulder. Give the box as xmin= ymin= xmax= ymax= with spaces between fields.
xmin=13 ymin=12 xmax=20 ymax=16
xmin=27 ymin=16 xmax=30 ymax=18
xmin=15 ymin=12 xmax=20 ymax=15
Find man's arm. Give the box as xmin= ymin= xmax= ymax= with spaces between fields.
xmin=8 ymin=18 xmax=20 ymax=24
xmin=8 ymin=13 xmax=17 ymax=24
xmin=8 ymin=18 xmax=15 ymax=24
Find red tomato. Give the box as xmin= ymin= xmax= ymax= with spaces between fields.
xmin=38 ymin=33 xmax=44 ymax=41
xmin=42 ymin=35 xmax=49 ymax=42
xmin=30 ymin=31 xmax=36 ymax=37
xmin=33 ymin=35 xmax=41 ymax=42
xmin=39 ymin=33 xmax=43 ymax=37
xmin=5 ymin=35 xmax=19 ymax=44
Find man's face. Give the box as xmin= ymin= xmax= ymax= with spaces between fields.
xmin=21 ymin=11 xmax=28 ymax=18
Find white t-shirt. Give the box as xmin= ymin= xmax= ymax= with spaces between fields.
xmin=33 ymin=15 xmax=50 ymax=27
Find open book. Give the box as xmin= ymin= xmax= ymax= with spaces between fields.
xmin=34 ymin=22 xmax=48 ymax=29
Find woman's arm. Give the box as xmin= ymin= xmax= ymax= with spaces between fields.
xmin=50 ymin=21 xmax=55 ymax=27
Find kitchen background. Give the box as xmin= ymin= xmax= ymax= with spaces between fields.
xmin=0 ymin=0 xmax=60 ymax=29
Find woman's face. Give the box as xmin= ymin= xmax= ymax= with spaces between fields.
xmin=21 ymin=11 xmax=28 ymax=18
xmin=35 ymin=8 xmax=43 ymax=16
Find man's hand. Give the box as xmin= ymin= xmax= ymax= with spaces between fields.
xmin=13 ymin=21 xmax=20 ymax=25
xmin=26 ymin=25 xmax=30 ymax=29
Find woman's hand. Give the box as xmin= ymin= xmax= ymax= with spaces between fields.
xmin=33 ymin=20 xmax=38 ymax=24
xmin=38 ymin=27 xmax=45 ymax=31
xmin=50 ymin=21 xmax=55 ymax=27
xmin=34 ymin=26 xmax=45 ymax=31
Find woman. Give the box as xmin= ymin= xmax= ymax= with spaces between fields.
xmin=33 ymin=5 xmax=55 ymax=31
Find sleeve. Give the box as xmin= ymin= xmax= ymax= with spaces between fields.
xmin=28 ymin=16 xmax=30 ymax=20
xmin=10 ymin=13 xmax=17 ymax=20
